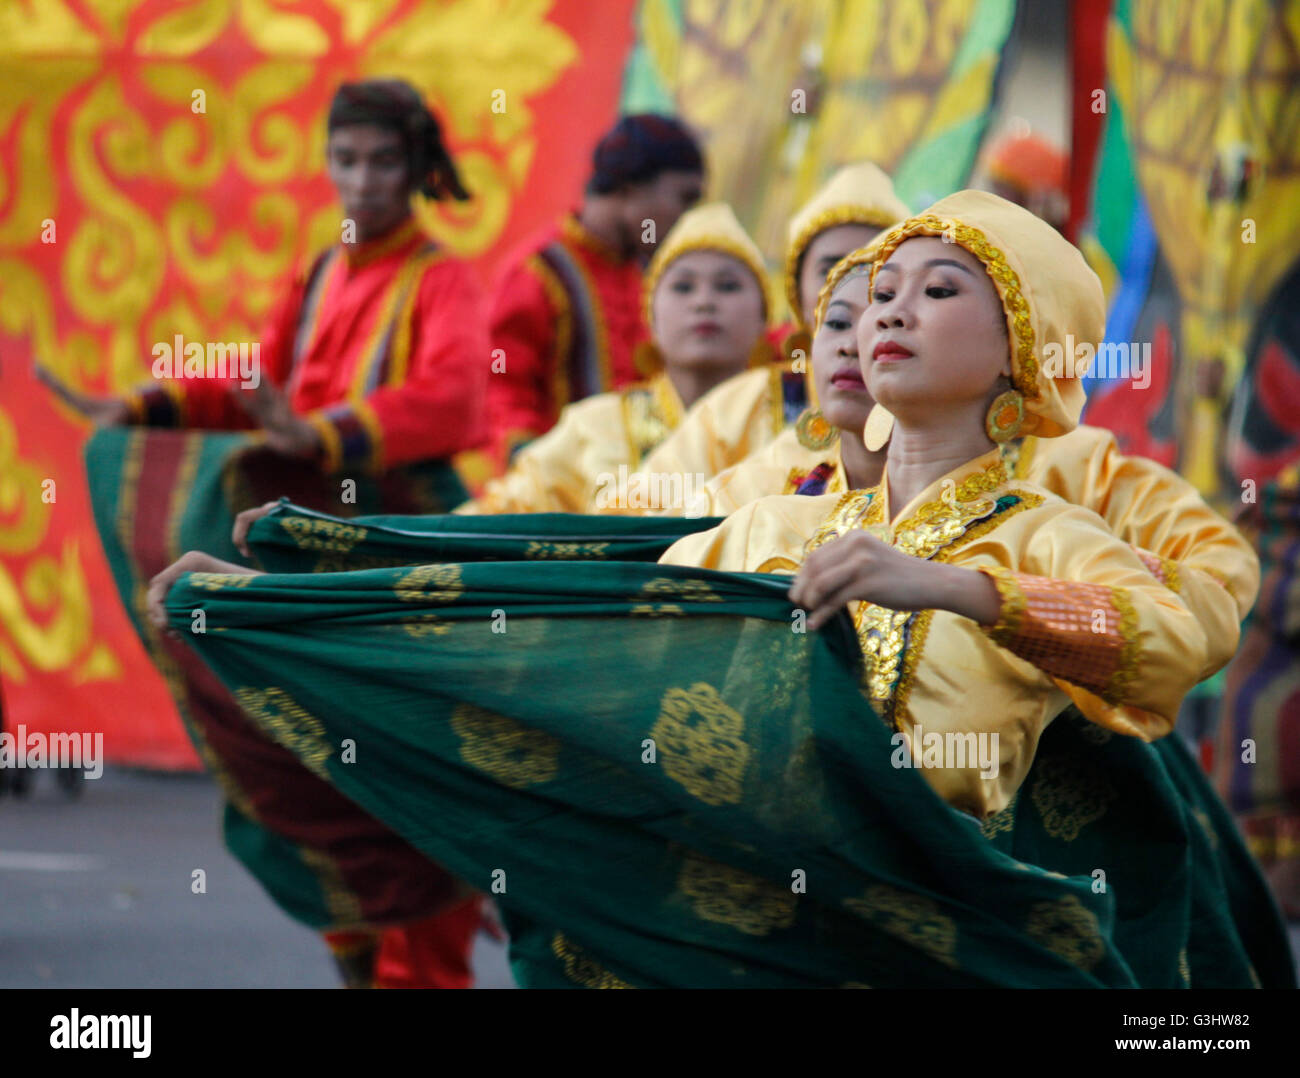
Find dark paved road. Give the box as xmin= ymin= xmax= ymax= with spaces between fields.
xmin=0 ymin=767 xmax=513 ymax=988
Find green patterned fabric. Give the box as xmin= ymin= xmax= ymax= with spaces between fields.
xmin=246 ymin=500 xmax=725 ymax=573
xmin=164 ymin=557 xmax=1294 ymax=989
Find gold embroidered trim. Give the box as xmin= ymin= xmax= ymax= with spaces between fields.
xmin=306 ymin=411 xmax=343 ymax=473
xmin=789 ymin=205 xmax=897 ymax=329
xmin=1104 ymin=586 xmax=1141 ymax=705
xmin=869 ymin=215 xmax=1039 ymax=400
xmin=526 ymin=254 xmax=574 ymax=413
xmin=754 ymin=555 xmax=799 ymax=574
xmin=803 ymin=489 xmax=880 ymax=555
xmin=890 ymin=608 xmax=935 ymax=728
xmin=889 ymin=494 xmax=1043 ymax=725
xmin=1161 ymin=557 xmax=1182 ymax=593
xmin=979 ymin=565 xmax=1028 ymax=644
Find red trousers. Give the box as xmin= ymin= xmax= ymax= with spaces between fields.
xmin=324 ymin=895 xmax=484 ymax=989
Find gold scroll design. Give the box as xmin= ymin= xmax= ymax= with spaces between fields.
xmin=523 ymin=541 xmax=611 ymax=560
xmin=844 ymin=882 xmax=959 ymax=969
xmin=676 ymin=849 xmax=797 ymax=937
xmin=393 ymin=562 xmax=463 ymax=638
xmin=651 ymin=682 xmax=749 ymax=806
xmin=234 ymin=686 xmax=333 ymax=780
xmin=550 ymin=930 xmax=636 ymax=989
xmin=449 ymin=703 xmax=560 ymax=790
xmin=1028 ymin=752 xmax=1119 ymax=843
xmin=5 ymin=0 xmax=578 ymax=421
xmin=0 ymin=408 xmax=121 ymax=684
xmin=1025 ymin=895 xmax=1106 ymax=972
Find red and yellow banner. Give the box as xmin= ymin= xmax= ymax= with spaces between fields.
xmin=0 ymin=0 xmax=637 ymax=767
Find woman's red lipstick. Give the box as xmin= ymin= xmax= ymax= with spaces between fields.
xmin=872 ymin=340 xmax=913 ymax=361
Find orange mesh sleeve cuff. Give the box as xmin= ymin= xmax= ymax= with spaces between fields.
xmin=978 ymin=567 xmax=1141 ymax=706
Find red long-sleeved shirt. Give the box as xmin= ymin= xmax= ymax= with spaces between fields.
xmin=130 ymin=217 xmax=489 ymax=473
xmin=485 ymin=213 xmax=648 ymax=464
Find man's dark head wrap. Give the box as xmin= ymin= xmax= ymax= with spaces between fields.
xmin=328 ymin=79 xmax=470 ymax=201
xmin=588 ymin=114 xmax=704 ymax=195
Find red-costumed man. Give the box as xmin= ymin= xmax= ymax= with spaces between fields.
xmin=38 ymin=79 xmax=493 ymax=989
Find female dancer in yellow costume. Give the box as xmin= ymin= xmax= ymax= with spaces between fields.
xmin=629 ymin=162 xmax=909 ymax=486
xmin=684 ymin=249 xmax=1257 ymax=685
xmin=661 ymin=191 xmax=1232 ymax=818
xmin=457 ymin=202 xmax=772 ymax=514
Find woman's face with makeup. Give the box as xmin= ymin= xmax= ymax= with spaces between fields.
xmin=857 ymin=236 xmax=1008 ymax=419
xmin=811 ymin=271 xmax=873 ymax=433
xmin=651 ymin=250 xmax=766 ymax=373
xmin=798 ymin=223 xmax=881 ymax=328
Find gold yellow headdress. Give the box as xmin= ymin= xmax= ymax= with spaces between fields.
xmin=642 ymin=201 xmax=772 ymax=329
xmin=867 ymin=190 xmax=1106 ymax=438
xmin=784 ymin=163 xmax=910 ymax=331
xmin=812 ymin=246 xmax=878 ymax=334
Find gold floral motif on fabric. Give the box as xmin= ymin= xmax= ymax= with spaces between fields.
xmin=298 ymin=846 xmax=365 ymax=929
xmin=870 ymin=216 xmax=1039 ymax=399
xmin=1025 ymin=895 xmax=1105 ymax=971
xmin=650 ymin=683 xmax=749 ymax=806
xmin=854 ymin=603 xmax=912 ymax=707
xmin=638 ymin=577 xmax=723 ymax=603
xmin=1178 ymin=948 xmax=1191 ymax=986
xmin=803 ymin=489 xmax=883 ymax=555
xmin=399 ymin=614 xmax=452 ymax=639
xmin=449 ymin=703 xmax=560 ymax=789
xmin=675 ymin=850 xmax=797 ymax=936
xmin=279 ymin=516 xmax=368 ymax=555
xmin=843 ymin=883 xmax=958 ymax=968
xmin=629 ymin=603 xmax=684 ymax=617
xmin=394 ymin=563 xmax=464 ymax=602
xmin=551 ymin=931 xmax=635 ymax=989
xmin=523 ymin=541 xmax=611 ymax=559
xmin=189 ymin=572 xmax=255 ymax=590
xmin=234 ymin=686 xmax=333 ymax=779
xmin=1029 ymin=752 xmax=1118 ymax=842
xmin=980 ymin=790 xmax=1018 ymax=838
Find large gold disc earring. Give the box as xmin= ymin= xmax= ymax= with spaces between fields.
xmin=863 ymin=404 xmax=894 ymax=452
xmin=985 ymin=389 xmax=1025 ymax=443
xmin=795 ymin=408 xmax=838 ymax=451
xmin=633 ymin=340 xmax=663 ymax=376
